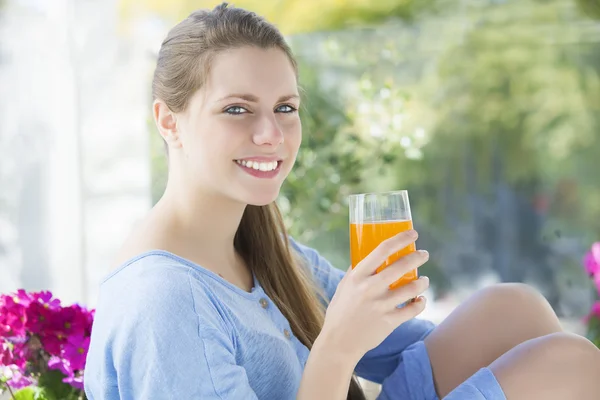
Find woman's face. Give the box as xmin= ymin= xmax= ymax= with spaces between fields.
xmin=163 ymin=46 xmax=302 ymax=206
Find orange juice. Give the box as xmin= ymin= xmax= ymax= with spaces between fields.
xmin=350 ymin=220 xmax=417 ymax=290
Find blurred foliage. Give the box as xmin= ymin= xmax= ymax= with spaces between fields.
xmin=119 ymin=0 xmax=441 ymax=35
xmin=575 ymin=0 xmax=600 ymax=19
xmin=146 ymin=0 xmax=600 ymax=305
xmin=284 ymin=0 xmax=600 ymax=300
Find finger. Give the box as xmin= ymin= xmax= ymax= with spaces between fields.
xmin=374 ymin=250 xmax=429 ymax=288
xmin=338 ymin=265 xmax=352 ymax=286
xmin=388 ymin=295 xmax=427 ymax=323
xmin=383 ymin=276 xmax=430 ymax=308
xmin=353 ymin=230 xmax=419 ymax=278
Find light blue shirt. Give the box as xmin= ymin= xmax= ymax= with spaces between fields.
xmin=84 ymin=238 xmax=435 ymax=399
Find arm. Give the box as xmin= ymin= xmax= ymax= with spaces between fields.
xmin=297 ymin=331 xmax=358 ymax=400
xmin=289 ymin=237 xmax=436 ymax=384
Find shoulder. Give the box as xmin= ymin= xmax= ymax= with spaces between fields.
xmin=287 ymin=237 xmax=346 ymax=301
xmin=95 ymin=253 xmax=226 ymax=336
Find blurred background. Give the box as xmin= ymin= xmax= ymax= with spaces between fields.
xmin=1 ymin=0 xmax=599 ymax=343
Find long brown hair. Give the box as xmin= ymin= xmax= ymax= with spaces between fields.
xmin=151 ymin=3 xmax=365 ymax=399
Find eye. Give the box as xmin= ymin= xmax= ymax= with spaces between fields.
xmin=276 ymin=104 xmax=298 ymax=114
xmin=224 ymin=106 xmax=249 ymax=115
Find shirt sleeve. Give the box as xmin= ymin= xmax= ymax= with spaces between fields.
xmin=288 ymin=237 xmax=436 ymax=384
xmin=84 ymin=265 xmax=259 ymax=400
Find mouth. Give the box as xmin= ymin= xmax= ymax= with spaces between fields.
xmin=234 ymin=159 xmax=283 ymax=179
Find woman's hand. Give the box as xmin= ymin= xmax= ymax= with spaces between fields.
xmin=319 ymin=229 xmax=430 ymax=365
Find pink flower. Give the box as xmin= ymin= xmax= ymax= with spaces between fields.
xmin=40 ymin=332 xmax=68 ymax=357
xmin=584 ymin=301 xmax=600 ymax=324
xmin=24 ymin=302 xmax=54 ymax=335
xmin=0 ymin=295 xmax=27 ymax=338
xmin=48 ymin=356 xmax=85 ymax=390
xmin=64 ymin=372 xmax=84 ymax=390
xmin=29 ymin=291 xmax=61 ymax=311
xmin=0 ymin=341 xmax=12 ymax=365
xmin=48 ymin=355 xmax=73 ymax=376
xmin=53 ymin=304 xmax=92 ymax=337
xmin=40 ymin=304 xmax=93 ymax=357
xmin=1 ymin=364 xmax=32 ymax=390
xmin=9 ymin=290 xmax=33 ymax=307
xmin=4 ymin=339 xmax=29 ymax=370
xmin=584 ymin=242 xmax=600 ymax=277
xmin=62 ymin=334 xmax=90 ymax=371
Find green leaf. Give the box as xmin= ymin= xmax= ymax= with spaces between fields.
xmin=13 ymin=386 xmax=55 ymax=400
xmin=37 ymin=370 xmax=80 ymax=400
xmin=13 ymin=387 xmax=37 ymax=400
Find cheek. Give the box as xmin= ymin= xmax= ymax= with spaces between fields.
xmin=285 ymin=121 xmax=302 ymax=151
xmin=199 ymin=122 xmax=240 ymax=160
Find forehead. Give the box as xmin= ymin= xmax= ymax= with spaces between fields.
xmin=201 ymin=46 xmax=298 ymax=102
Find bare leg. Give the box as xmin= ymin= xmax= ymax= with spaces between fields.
xmin=489 ymin=332 xmax=600 ymax=399
xmin=424 ymin=283 xmax=563 ymax=397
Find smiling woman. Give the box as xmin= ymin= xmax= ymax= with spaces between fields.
xmin=82 ymin=3 xmax=600 ymax=400
xmin=83 ymin=3 xmax=372 ymax=399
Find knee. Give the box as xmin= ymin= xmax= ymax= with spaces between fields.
xmin=475 ymin=283 xmax=553 ymax=314
xmin=540 ymin=332 xmax=600 ymax=363
xmin=472 ymin=283 xmax=561 ymax=331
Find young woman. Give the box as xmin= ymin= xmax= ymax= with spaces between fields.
xmin=84 ymin=3 xmax=600 ymax=399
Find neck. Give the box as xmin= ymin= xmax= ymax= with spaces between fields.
xmin=156 ymin=176 xmax=246 ymax=265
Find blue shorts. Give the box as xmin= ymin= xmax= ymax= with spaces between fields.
xmin=378 ymin=341 xmax=507 ymax=400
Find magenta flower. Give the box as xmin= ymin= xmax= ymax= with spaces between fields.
xmin=48 ymin=356 xmax=85 ymax=390
xmin=30 ymin=291 xmax=61 ymax=311
xmin=53 ymin=304 xmax=92 ymax=337
xmin=48 ymin=355 xmax=73 ymax=376
xmin=9 ymin=290 xmax=33 ymax=307
xmin=25 ymin=301 xmax=54 ymax=335
xmin=0 ymin=289 xmax=93 ymax=394
xmin=63 ymin=372 xmax=84 ymax=390
xmin=3 ymin=339 xmax=29 ymax=370
xmin=0 ymin=342 xmax=12 ymax=365
xmin=63 ymin=334 xmax=90 ymax=371
xmin=584 ymin=242 xmax=600 ymax=277
xmin=591 ymin=302 xmax=600 ymax=319
xmin=40 ymin=332 xmax=68 ymax=357
xmin=0 ymin=295 xmax=27 ymax=337
xmin=1 ymin=365 xmax=32 ymax=390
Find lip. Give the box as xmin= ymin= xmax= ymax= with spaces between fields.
xmin=235 ymin=156 xmax=283 ymax=162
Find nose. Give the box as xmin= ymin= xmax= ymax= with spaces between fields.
xmin=252 ymin=116 xmax=284 ymax=147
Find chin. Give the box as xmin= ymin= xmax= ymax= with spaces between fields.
xmin=244 ymin=193 xmax=280 ymax=207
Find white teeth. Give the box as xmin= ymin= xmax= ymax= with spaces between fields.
xmin=236 ymin=160 xmax=278 ymax=172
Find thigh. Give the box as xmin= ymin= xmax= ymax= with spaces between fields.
xmin=488 ymin=332 xmax=600 ymax=400
xmin=377 ymin=341 xmax=504 ymax=400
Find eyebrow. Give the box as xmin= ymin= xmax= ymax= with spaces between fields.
xmin=216 ymin=93 xmax=300 ymax=103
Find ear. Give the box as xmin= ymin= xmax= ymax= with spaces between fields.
xmin=153 ymin=99 xmax=182 ymax=149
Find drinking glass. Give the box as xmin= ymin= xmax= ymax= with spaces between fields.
xmin=349 ymin=190 xmax=418 ymax=289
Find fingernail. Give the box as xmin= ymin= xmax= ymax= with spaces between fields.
xmin=418 ymin=250 xmax=429 ymax=258
xmin=420 ymin=276 xmax=429 ymax=283
xmin=406 ymin=229 xmax=418 ymax=238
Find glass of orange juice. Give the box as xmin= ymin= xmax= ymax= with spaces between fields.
xmin=349 ymin=190 xmax=418 ymax=290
